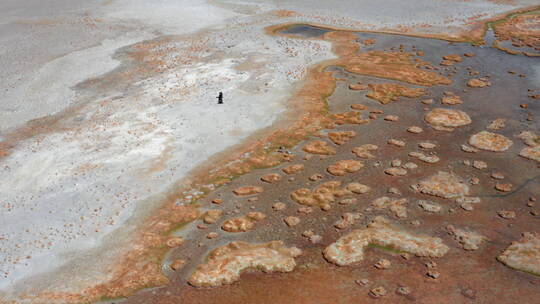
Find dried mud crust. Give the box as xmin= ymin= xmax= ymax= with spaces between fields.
xmin=324 ymin=217 xmax=449 ymax=266
xmin=188 ymin=241 xmax=302 ymax=287
xmin=497 ymin=233 xmax=540 ymax=276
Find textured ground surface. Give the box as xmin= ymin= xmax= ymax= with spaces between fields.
xmin=1 ymin=1 xmax=539 ymax=303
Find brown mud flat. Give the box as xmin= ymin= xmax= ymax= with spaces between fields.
xmin=91 ymin=22 xmax=540 ymax=304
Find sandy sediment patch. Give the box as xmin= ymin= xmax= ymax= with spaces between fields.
xmin=498 ymin=232 xmax=540 ymax=276
xmin=290 ymin=181 xmax=353 ymax=210
xmin=424 ymin=108 xmax=472 ymax=131
xmin=446 ymin=225 xmax=486 ymax=251
xmin=221 ymin=212 xmax=266 ymax=232
xmin=303 ymin=140 xmax=336 ymax=155
xmin=468 ymin=131 xmax=513 ymax=152
xmin=188 ymin=241 xmax=302 ymax=287
xmin=328 ymin=131 xmax=356 ymax=145
xmin=327 ymin=159 xmax=364 ymax=176
xmin=324 ymin=217 xmax=449 ymax=266
xmin=412 ymin=171 xmax=470 ymax=199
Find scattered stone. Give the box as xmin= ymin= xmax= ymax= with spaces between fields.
xmin=222 ymin=212 xmax=266 ymax=232
xmin=446 ymin=225 xmax=485 ymax=250
xmin=203 ymin=210 xmax=223 ymax=224
xmin=426 ymin=270 xmax=440 ymax=279
xmin=419 ymin=142 xmax=436 ymax=149
xmin=188 ymin=241 xmax=302 ymax=287
xmin=407 ymin=126 xmax=423 ymax=134
xmin=384 ymin=115 xmax=399 ymax=122
xmin=334 ymin=212 xmax=362 ymax=229
xmin=422 ymin=98 xmax=434 ymax=104
xmin=441 ymin=91 xmax=463 ymax=105
xmin=166 ymin=237 xmax=185 ymax=248
xmin=497 ymin=232 xmax=540 ymax=276
xmin=283 ymin=164 xmax=305 ymax=174
xmin=374 ymin=259 xmax=391 ymax=269
xmin=413 ymin=171 xmax=469 ymax=199
xmin=469 ymin=131 xmax=513 ymax=152
xmin=498 ymin=210 xmax=516 ymax=219
xmin=327 ymin=159 xmax=364 ymax=176
xmin=388 ymin=139 xmax=406 ymax=147
xmin=212 ymin=198 xmax=223 ymax=205
xmin=291 ymin=181 xmax=351 ymax=209
xmin=303 ymin=140 xmax=337 ymax=155
xmin=339 ymin=198 xmax=357 ymax=205
xmin=391 ymin=159 xmax=402 ymax=167
xmin=233 ymin=186 xmax=264 ymax=196
xmin=396 ymin=286 xmax=411 ymax=296
xmin=461 ymin=144 xmax=479 ymax=153
xmin=495 ymin=183 xmax=513 ymax=192
xmin=273 ymin=202 xmax=286 ymax=211
xmin=297 ymin=206 xmax=313 ymax=214
xmin=346 ymin=183 xmax=371 ymax=194
xmin=472 ymin=160 xmax=488 ymax=170
xmin=462 ymin=288 xmax=477 ymax=300
xmin=170 ymin=259 xmax=186 ymax=271
xmin=456 ymin=196 xmax=481 ymax=211
xmin=284 ymin=216 xmax=301 ymax=227
xmin=351 ymin=104 xmax=367 ymax=110
xmin=402 ymin=162 xmax=418 ymax=170
xmin=324 ymin=216 xmax=449 ymax=266
xmin=467 ymin=78 xmax=491 ymax=88
xmin=328 ymin=131 xmax=356 ymax=145
xmin=517 ymin=131 xmax=540 ymax=147
xmin=372 ymin=197 xmax=408 ymax=218
xmin=352 ymin=144 xmax=378 ymax=158
xmin=418 ymin=200 xmax=442 ymax=213
xmin=487 ymin=118 xmax=506 ymax=130
xmin=309 ymin=173 xmax=323 ymax=181
xmin=302 ymin=230 xmax=322 ymax=244
xmin=370 ymin=286 xmax=388 ymax=298
xmin=356 ymin=278 xmax=370 ymax=286
xmin=409 ymin=151 xmax=440 ymax=163
xmin=385 ymin=167 xmax=408 ymax=176
xmin=443 ymin=54 xmax=462 ymax=62
xmin=349 ymin=82 xmax=368 ymax=90
xmin=425 ymin=108 xmax=471 ymax=131
xmin=520 ymin=145 xmax=540 ymax=163
xmin=261 ymin=173 xmax=282 ymax=183
xmin=207 ymin=232 xmax=219 ymax=239
xmin=464 ymin=52 xmax=475 ymax=57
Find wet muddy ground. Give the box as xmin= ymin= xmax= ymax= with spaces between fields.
xmin=99 ymin=26 xmax=539 ymax=304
